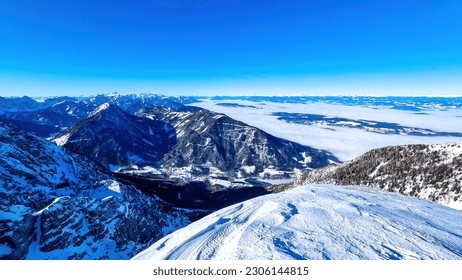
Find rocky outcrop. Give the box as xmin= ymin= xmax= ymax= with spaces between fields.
xmin=0 ymin=122 xmax=197 ymax=259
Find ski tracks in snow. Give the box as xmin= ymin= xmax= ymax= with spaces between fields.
xmin=134 ymin=184 xmax=462 ymax=260
xmin=146 ymin=201 xmax=279 ymax=260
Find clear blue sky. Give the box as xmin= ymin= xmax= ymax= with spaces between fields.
xmin=1 ymin=0 xmax=461 ymax=96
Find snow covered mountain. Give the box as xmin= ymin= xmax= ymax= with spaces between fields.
xmin=1 ymin=94 xmax=338 ymax=182
xmin=0 ymin=96 xmax=41 ymax=114
xmin=2 ymin=94 xmax=462 ymax=260
xmin=0 ymin=122 xmax=197 ymax=259
xmin=133 ymin=184 xmax=462 ymax=260
xmin=85 ymin=93 xmax=192 ymax=114
xmin=52 ymin=103 xmax=177 ymax=171
xmin=0 ymin=93 xmax=198 ymax=138
xmin=294 ymin=143 xmax=462 ymax=209
xmin=51 ymin=103 xmax=336 ymax=181
xmin=137 ymin=106 xmax=337 ymax=180
xmin=0 ymin=96 xmax=96 ymax=137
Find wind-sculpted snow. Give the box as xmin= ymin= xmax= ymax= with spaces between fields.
xmin=133 ymin=184 xmax=462 ymax=260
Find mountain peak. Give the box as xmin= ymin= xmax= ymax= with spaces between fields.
xmin=138 ymin=106 xmax=337 ymax=180
xmin=89 ymin=102 xmax=122 ymax=117
xmin=52 ymin=104 xmax=177 ymax=169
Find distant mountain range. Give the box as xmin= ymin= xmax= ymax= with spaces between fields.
xmin=209 ymin=95 xmax=462 ymax=112
xmin=1 ymin=94 xmax=337 ymax=182
xmin=0 ymin=93 xmax=198 ymax=138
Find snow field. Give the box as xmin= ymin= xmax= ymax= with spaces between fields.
xmin=134 ymin=184 xmax=462 ymax=260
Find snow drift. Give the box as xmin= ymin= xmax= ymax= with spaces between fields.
xmin=133 ymin=184 xmax=462 ymax=260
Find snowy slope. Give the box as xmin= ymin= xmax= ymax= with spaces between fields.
xmin=295 ymin=142 xmax=462 ymax=210
xmin=0 ymin=122 xmax=194 ymax=259
xmin=133 ymin=184 xmax=462 ymax=260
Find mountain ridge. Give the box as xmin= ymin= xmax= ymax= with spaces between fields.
xmin=0 ymin=122 xmax=198 ymax=259
xmin=293 ymin=142 xmax=462 ymax=209
xmin=137 ymin=105 xmax=338 ymax=180
xmin=52 ymin=103 xmax=177 ymax=170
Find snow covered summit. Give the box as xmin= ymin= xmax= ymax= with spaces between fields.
xmin=52 ymin=103 xmax=176 ymax=169
xmin=133 ymin=184 xmax=462 ymax=260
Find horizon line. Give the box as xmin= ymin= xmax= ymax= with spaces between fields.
xmin=2 ymin=93 xmax=462 ymax=99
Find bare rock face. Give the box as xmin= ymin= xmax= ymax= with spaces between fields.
xmin=0 ymin=122 xmax=194 ymax=259
xmin=295 ymin=143 xmax=462 ymax=208
xmin=26 ymin=190 xmax=191 ymax=260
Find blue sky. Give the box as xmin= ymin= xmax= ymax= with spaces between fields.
xmin=1 ymin=0 xmax=461 ymax=96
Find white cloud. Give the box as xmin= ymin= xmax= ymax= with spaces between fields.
xmin=192 ymin=99 xmax=462 ymax=161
